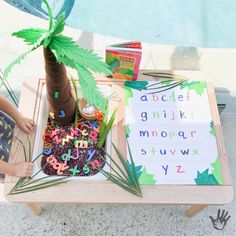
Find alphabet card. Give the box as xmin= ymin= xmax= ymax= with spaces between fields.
xmin=124 ymin=80 xmax=223 ymax=185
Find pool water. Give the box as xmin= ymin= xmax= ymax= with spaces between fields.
xmin=4 ymin=0 xmax=236 ymax=48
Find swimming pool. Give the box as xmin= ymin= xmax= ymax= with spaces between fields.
xmin=4 ymin=0 xmax=236 ymax=48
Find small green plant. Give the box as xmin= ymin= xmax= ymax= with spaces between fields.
xmin=97 ymin=108 xmax=117 ymax=148
xmin=97 ymin=142 xmax=142 ymax=197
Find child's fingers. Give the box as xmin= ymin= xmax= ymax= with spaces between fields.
xmin=22 ymin=125 xmax=31 ymax=133
xmin=24 ymin=172 xmax=32 ymax=177
xmin=29 ymin=119 xmax=35 ymax=126
xmin=19 ymin=163 xmax=33 ymax=177
xmin=27 ymin=163 xmax=34 ymax=167
xmin=25 ymin=121 xmax=34 ymax=130
xmin=27 ymin=120 xmax=34 ymax=127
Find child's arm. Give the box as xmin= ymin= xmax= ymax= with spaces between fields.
xmin=0 ymin=160 xmax=33 ymax=177
xmin=0 ymin=96 xmax=34 ymax=133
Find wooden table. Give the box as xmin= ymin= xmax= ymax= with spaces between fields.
xmin=4 ymin=71 xmax=233 ymax=216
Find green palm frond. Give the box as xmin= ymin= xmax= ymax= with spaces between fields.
xmin=9 ymin=176 xmax=70 ymax=195
xmin=50 ymin=13 xmax=65 ymax=36
xmin=49 ymin=34 xmax=112 ymax=112
xmin=49 ymin=35 xmax=112 ymax=74
xmin=43 ymin=12 xmax=66 ymax=47
xmin=12 ymin=28 xmax=47 ymax=45
xmin=97 ymin=108 xmax=117 ymax=148
xmin=97 ymin=142 xmax=142 ymax=197
xmin=0 ymin=47 xmax=37 ymax=88
xmin=42 ymin=0 xmax=54 ymax=31
xmin=77 ymin=67 xmax=107 ymax=112
xmin=0 ymin=30 xmax=48 ymax=89
xmin=69 ymin=74 xmax=79 ymax=127
xmin=2 ymin=0 xmax=111 ymax=112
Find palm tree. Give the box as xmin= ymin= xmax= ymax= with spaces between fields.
xmin=1 ymin=0 xmax=111 ymax=125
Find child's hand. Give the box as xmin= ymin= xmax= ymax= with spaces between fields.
xmin=16 ymin=116 xmax=34 ymax=133
xmin=11 ymin=162 xmax=34 ymax=177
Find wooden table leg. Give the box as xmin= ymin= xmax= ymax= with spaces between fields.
xmin=185 ymin=204 xmax=207 ymax=217
xmin=26 ymin=203 xmax=43 ymax=215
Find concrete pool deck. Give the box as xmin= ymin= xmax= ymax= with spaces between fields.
xmin=0 ymin=1 xmax=235 ymax=235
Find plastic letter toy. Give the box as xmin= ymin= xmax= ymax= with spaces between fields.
xmin=49 ymin=112 xmax=55 ymax=119
xmin=44 ymin=147 xmax=52 ymax=155
xmin=59 ymin=110 xmax=66 ymax=118
xmin=69 ymin=165 xmax=80 ymax=175
xmin=54 ymin=91 xmax=59 ymax=99
xmin=83 ymin=165 xmax=90 ymax=174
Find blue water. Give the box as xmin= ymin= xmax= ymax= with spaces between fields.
xmin=4 ymin=0 xmax=236 ymax=48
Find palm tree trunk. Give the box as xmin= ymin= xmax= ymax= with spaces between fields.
xmin=43 ymin=47 xmax=75 ymax=125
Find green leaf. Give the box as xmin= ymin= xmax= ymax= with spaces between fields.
xmin=211 ymin=156 xmax=223 ymax=185
xmin=49 ymin=35 xmax=112 ymax=75
xmin=21 ymin=176 xmax=52 ymax=188
xmin=96 ymin=152 xmax=128 ymax=183
xmin=97 ymin=109 xmax=117 ymax=148
xmin=127 ymin=162 xmax=142 ymax=178
xmin=42 ymin=0 xmax=54 ymax=31
xmin=194 ymin=169 xmax=219 ymax=185
xmin=1 ymin=29 xmax=46 ymax=89
xmin=44 ymin=12 xmax=66 ymax=48
xmin=14 ymin=136 xmax=27 ymax=162
xmin=127 ymin=142 xmax=141 ymax=191
xmin=26 ymin=135 xmax=32 ymax=162
xmin=146 ymin=81 xmax=184 ymax=95
xmin=180 ymin=81 xmax=207 ymax=96
xmin=126 ymin=125 xmax=131 ymax=138
xmin=99 ymin=106 xmax=108 ymax=136
xmin=97 ymin=142 xmax=142 ymax=197
xmin=1 ymin=48 xmax=36 ymax=89
xmin=124 ymin=86 xmax=133 ymax=107
xmin=49 ymin=35 xmax=112 ymax=112
xmin=51 ymin=13 xmax=65 ymax=36
xmin=69 ymin=74 xmax=79 ymax=127
xmin=112 ymin=143 xmax=137 ymax=186
xmin=77 ymin=67 xmax=107 ymax=113
xmin=9 ymin=179 xmax=69 ymax=195
xmin=98 ymin=151 xmax=130 ymax=182
xmin=12 ymin=28 xmax=47 ymax=45
xmin=125 ymin=81 xmax=148 ymax=91
xmin=143 ymin=72 xmax=188 ymax=81
xmin=32 ymin=152 xmax=44 ymax=163
xmin=210 ymin=121 xmax=216 ymax=136
xmin=138 ymin=167 xmax=157 ymax=185
xmin=99 ymin=169 xmax=142 ymax=197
